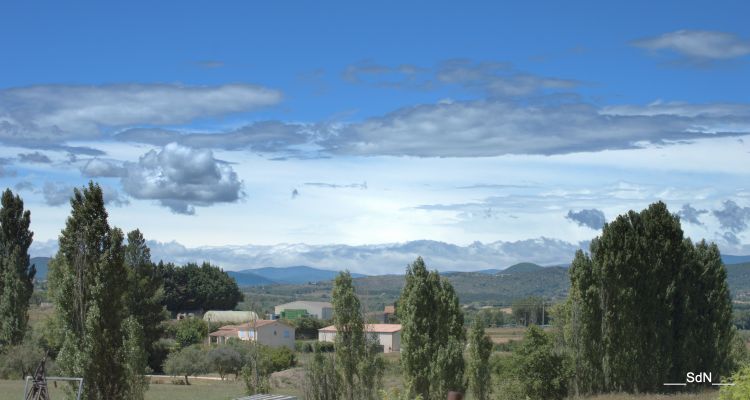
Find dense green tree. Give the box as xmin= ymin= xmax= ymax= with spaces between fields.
xmin=48 ymin=182 xmax=139 ymax=399
xmin=332 ymin=271 xmax=384 ymax=400
xmin=565 ymin=202 xmax=735 ymax=394
xmin=124 ymin=230 xmax=166 ymax=371
xmin=158 ymin=261 xmax=243 ymax=312
xmin=0 ymin=189 xmax=35 ymax=346
xmin=467 ymin=318 xmax=492 ymax=400
xmin=174 ymin=317 xmax=208 ymax=348
xmin=515 ymin=325 xmax=568 ymax=400
xmin=164 ymin=345 xmax=208 ymax=385
xmin=399 ymin=257 xmax=466 ymax=399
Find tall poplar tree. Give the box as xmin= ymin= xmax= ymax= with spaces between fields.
xmin=332 ymin=270 xmax=383 ymax=400
xmin=467 ymin=317 xmax=492 ymax=400
xmin=0 ymin=189 xmax=35 ymax=346
xmin=400 ymin=257 xmax=466 ymax=399
xmin=48 ymin=182 xmax=139 ymax=399
xmin=124 ymin=229 xmax=166 ymax=371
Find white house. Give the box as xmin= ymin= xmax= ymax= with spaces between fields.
xmin=318 ymin=324 xmax=402 ymax=353
xmin=209 ymin=320 xmax=295 ymax=349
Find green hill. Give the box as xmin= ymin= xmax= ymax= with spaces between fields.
xmin=503 ymin=262 xmax=544 ymax=274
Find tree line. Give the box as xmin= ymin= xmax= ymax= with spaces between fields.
xmin=0 ymin=183 xmax=244 ymax=399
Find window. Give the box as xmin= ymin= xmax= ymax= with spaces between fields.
xmin=283 ymin=330 xmax=290 ymax=338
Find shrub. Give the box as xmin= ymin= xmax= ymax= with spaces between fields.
xmin=720 ymin=364 xmax=750 ymax=400
xmin=174 ymin=318 xmax=208 ymax=349
xmin=164 ymin=345 xmax=208 ymax=385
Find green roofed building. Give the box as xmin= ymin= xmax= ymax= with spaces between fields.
xmin=274 ymin=301 xmax=333 ymax=320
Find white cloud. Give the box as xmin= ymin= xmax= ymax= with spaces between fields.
xmin=633 ymin=30 xmax=750 ymax=60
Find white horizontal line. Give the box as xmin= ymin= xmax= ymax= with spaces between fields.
xmin=712 ymin=383 xmax=735 ymax=386
xmin=663 ymin=383 xmax=687 ymax=386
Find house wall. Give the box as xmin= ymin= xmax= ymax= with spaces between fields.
xmin=257 ymin=323 xmax=295 ymax=349
xmin=319 ymin=330 xmax=401 ymax=353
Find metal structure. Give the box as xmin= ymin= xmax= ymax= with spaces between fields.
xmin=23 ymin=353 xmax=84 ymax=400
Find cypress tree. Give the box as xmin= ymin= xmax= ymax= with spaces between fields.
xmin=400 ymin=257 xmax=466 ymax=399
xmin=48 ymin=182 xmax=137 ymax=399
xmin=0 ymin=189 xmax=35 ymax=347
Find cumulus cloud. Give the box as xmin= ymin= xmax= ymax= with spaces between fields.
xmin=712 ymin=200 xmax=750 ymax=233
xmin=115 ymin=121 xmax=312 ymax=152
xmin=121 ymin=143 xmax=243 ymax=215
xmin=81 ymin=158 xmax=126 ymax=177
xmin=566 ymin=209 xmax=606 ymax=230
xmin=18 ymin=151 xmax=52 ymax=163
xmin=146 ymin=237 xmax=582 ymax=274
xmin=677 ymin=203 xmax=708 ymax=225
xmin=323 ymin=100 xmax=750 ymax=157
xmin=304 ymin=181 xmax=367 ymax=190
xmin=0 ymin=83 xmax=282 ymax=145
xmin=633 ymin=30 xmax=750 ymax=60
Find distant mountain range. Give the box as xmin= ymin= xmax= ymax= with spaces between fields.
xmin=228 ymin=266 xmax=366 ymax=286
xmin=26 ymin=255 xmax=750 ymax=289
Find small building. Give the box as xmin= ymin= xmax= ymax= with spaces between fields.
xmin=203 ymin=310 xmax=258 ymax=325
xmin=274 ymin=301 xmax=333 ymax=320
xmin=209 ymin=320 xmax=295 ymax=349
xmin=318 ymin=324 xmax=402 ymax=353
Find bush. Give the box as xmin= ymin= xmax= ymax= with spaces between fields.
xmin=720 ymin=364 xmax=750 ymax=400
xmin=164 ymin=345 xmax=208 ymax=385
xmin=514 ymin=325 xmax=568 ymax=400
xmin=174 ymin=318 xmax=208 ymax=349
xmin=265 ymin=346 xmax=296 ymax=373
xmin=295 ymin=340 xmax=314 ymax=353
xmin=207 ymin=346 xmax=243 ymax=380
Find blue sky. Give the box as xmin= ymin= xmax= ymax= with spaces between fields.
xmin=1 ymin=1 xmax=750 ymax=272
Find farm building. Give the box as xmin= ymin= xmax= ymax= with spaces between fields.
xmin=318 ymin=324 xmax=401 ymax=353
xmin=203 ymin=310 xmax=258 ymax=324
xmin=274 ymin=301 xmax=333 ymax=320
xmin=209 ymin=320 xmax=295 ymax=349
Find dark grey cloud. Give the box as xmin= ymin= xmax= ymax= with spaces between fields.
xmin=146 ymin=237 xmax=583 ymax=274
xmin=0 ymin=158 xmax=14 ymax=177
xmin=677 ymin=203 xmax=708 ymax=225
xmin=291 ymin=189 xmax=300 ymax=199
xmin=121 ymin=143 xmax=243 ymax=215
xmin=42 ymin=182 xmax=73 ymax=206
xmin=115 ymin=121 xmax=312 ymax=152
xmin=323 ymin=100 xmax=750 ymax=157
xmin=304 ymin=181 xmax=367 ymax=190
xmin=0 ymin=83 xmax=282 ymax=146
xmin=14 ymin=181 xmax=34 ymax=192
xmin=81 ymin=158 xmax=126 ymax=177
xmin=723 ymin=231 xmax=741 ymax=245
xmin=43 ymin=182 xmax=128 ymax=207
xmin=566 ymin=209 xmax=606 ymax=230
xmin=18 ymin=151 xmax=52 ymax=163
xmin=633 ymin=30 xmax=750 ymax=61
xmin=712 ymin=200 xmax=750 ymax=233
